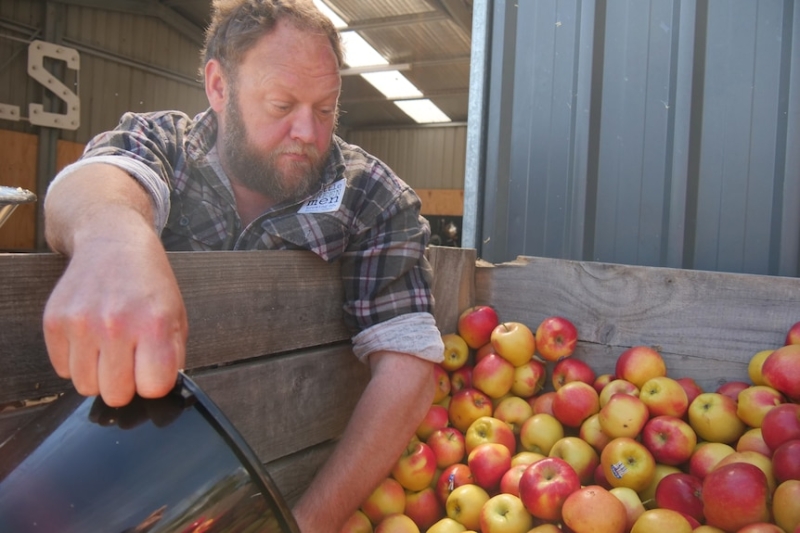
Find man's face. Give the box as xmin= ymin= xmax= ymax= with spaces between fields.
xmin=218 ymin=20 xmax=341 ymax=204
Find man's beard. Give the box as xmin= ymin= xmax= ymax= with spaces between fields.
xmin=221 ymin=91 xmax=330 ymax=204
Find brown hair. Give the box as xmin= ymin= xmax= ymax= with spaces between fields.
xmin=201 ymin=0 xmax=344 ymax=78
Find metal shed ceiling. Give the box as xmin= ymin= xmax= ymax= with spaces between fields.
xmin=98 ymin=0 xmax=474 ymax=130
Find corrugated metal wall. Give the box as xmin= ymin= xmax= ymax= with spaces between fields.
xmin=466 ymin=0 xmax=800 ymax=277
xmin=344 ymin=125 xmax=467 ymax=190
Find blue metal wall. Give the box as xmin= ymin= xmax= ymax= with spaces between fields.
xmin=465 ymin=0 xmax=799 ymax=277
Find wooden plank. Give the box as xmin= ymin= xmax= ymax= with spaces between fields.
xmin=475 ymin=256 xmax=800 ymax=391
xmin=0 ymin=404 xmax=49 ymax=445
xmin=189 ymin=343 xmax=370 ymax=465
xmin=56 ymin=139 xmax=85 ymax=172
xmin=264 ymin=439 xmax=337 ymax=507
xmin=0 ymin=129 xmax=38 ymax=250
xmin=427 ymin=245 xmax=476 ymax=335
xmin=416 ymin=189 xmax=464 ymax=216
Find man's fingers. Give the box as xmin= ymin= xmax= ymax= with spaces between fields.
xmin=42 ymin=303 xmax=72 ymax=380
xmin=133 ymin=331 xmax=185 ymax=400
xmin=97 ymin=336 xmax=136 ymax=407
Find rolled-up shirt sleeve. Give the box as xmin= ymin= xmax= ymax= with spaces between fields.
xmin=352 ymin=311 xmax=444 ymax=363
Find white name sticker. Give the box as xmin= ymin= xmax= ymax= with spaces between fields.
xmin=298 ymin=179 xmax=346 ymax=214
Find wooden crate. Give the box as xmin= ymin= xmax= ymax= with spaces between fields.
xmin=2 ymin=248 xmax=799 ymax=505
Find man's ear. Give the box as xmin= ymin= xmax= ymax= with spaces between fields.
xmin=205 ymin=60 xmax=227 ymax=113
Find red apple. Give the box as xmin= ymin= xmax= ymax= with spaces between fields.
xmin=449 ymin=364 xmax=473 ymax=394
xmin=561 ymin=485 xmax=628 ymax=533
xmin=433 ymin=364 xmax=451 ymax=404
xmin=518 ymin=456 xmax=581 ymax=522
xmin=551 ymin=381 xmax=600 ymax=428
xmin=676 ymin=376 xmax=704 ymax=406
xmin=736 ymin=384 xmax=785 ymax=428
xmin=467 ymin=442 xmax=512 ymax=492
xmin=531 ymin=391 xmax=557 ymax=416
xmin=457 ymin=305 xmax=500 ymax=350
xmin=493 ymin=395 xmax=533 ymax=435
xmin=761 ymin=402 xmax=800 ymax=451
xmin=688 ymin=441 xmax=735 ymax=480
xmin=499 ymin=464 xmax=528 ymax=497
xmin=653 ymin=472 xmax=704 ymax=523
xmin=762 ymin=344 xmax=800 ymax=401
xmin=417 ymin=404 xmax=450 ymax=441
xmin=786 ymin=321 xmax=800 ymax=345
xmin=598 ymin=378 xmax=640 ymax=407
xmin=448 ymin=387 xmax=493 ymax=433
xmin=772 ymin=439 xmax=800 ymax=483
xmin=472 ymin=353 xmax=516 ymax=399
xmin=535 ymin=316 xmax=578 ymax=362
xmin=479 ymin=493 xmax=533 ymax=533
xmin=551 ymin=358 xmax=596 ymax=391
xmin=391 ymin=440 xmax=438 ymax=492
xmin=737 ymin=427 xmax=773 ymax=457
xmin=737 ymin=524 xmax=789 ymax=533
xmin=491 ymin=322 xmax=537 ymax=367
xmin=713 ymin=450 xmax=777 ymax=494
xmin=593 ymin=373 xmax=614 ymax=394
xmin=434 ymin=463 xmax=474 ymax=506
xmin=640 ymin=415 xmax=697 ymax=466
xmin=374 ymin=513 xmax=420 ymax=533
xmin=702 ymin=462 xmax=771 ymax=532
xmin=404 ymin=487 xmax=444 ymax=531
xmin=427 ymin=427 xmax=466 ymax=469
xmin=339 ymin=510 xmax=373 ymax=533
xmin=615 ymin=346 xmax=667 ymax=388
xmin=361 ymin=477 xmax=407 ymax=524
xmin=639 ymin=376 xmax=689 ymax=418
xmin=716 ymin=380 xmax=750 ymax=403
xmin=465 ymin=416 xmax=516 ymax=455
xmin=510 ymin=358 xmax=546 ymax=398
xmin=475 ymin=342 xmax=498 ymax=364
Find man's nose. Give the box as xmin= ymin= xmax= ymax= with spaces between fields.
xmin=289 ymin=107 xmax=316 ymax=144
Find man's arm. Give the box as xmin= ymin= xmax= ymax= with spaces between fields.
xmin=43 ymin=164 xmax=187 ymax=406
xmin=291 ymin=350 xmax=435 ymax=533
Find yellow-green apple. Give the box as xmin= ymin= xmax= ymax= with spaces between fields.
xmin=374 ymin=513 xmax=420 ymax=533
xmin=609 ymin=486 xmax=646 ymax=532
xmin=593 ymin=373 xmax=615 ymax=394
xmin=761 ymin=344 xmax=800 ymax=401
xmin=548 ymin=436 xmax=600 ymax=486
xmin=653 ymin=472 xmax=704 ymax=523
xmin=427 ymin=427 xmax=466 ymax=469
xmin=716 ymin=380 xmax=750 ymax=403
xmin=517 ymin=456 xmax=581 ymax=521
xmin=786 ymin=321 xmax=800 ymax=345
xmin=510 ymin=359 xmax=547 ymax=398
xmin=465 ymin=416 xmax=517 ymax=455
xmin=773 ymin=479 xmax=800 ymax=533
xmin=527 ymin=525 xmax=561 ymax=533
xmin=472 ymin=353 xmax=515 ymax=399
xmin=478 ymin=493 xmax=533 ymax=533
xmin=530 ymin=391 xmax=557 ymax=416
xmin=441 ymin=334 xmax=471 ymax=372
xmin=510 ymin=451 xmax=545 ymax=467
xmin=490 ymin=322 xmax=536 ymax=367
xmin=493 ymin=396 xmax=533 ymax=435
xmin=598 ymin=393 xmax=649 ymax=439
xmin=702 ymin=462 xmax=771 ymax=532
xmin=579 ymin=413 xmax=612 ymax=453
xmin=737 ymin=523 xmax=789 ymax=533
xmin=770 ymin=439 xmax=800 ymax=483
xmin=417 ymin=404 xmax=450 ymax=441
xmin=630 ymin=509 xmax=692 ymax=533
xmin=361 ymin=477 xmax=407 ymax=524
xmin=561 ymin=485 xmax=627 ymax=533
xmin=688 ymin=392 xmax=746 ymax=444
xmin=499 ymin=464 xmax=528 ymax=496
xmin=599 ymin=379 xmax=640 ymax=407
xmin=749 ymin=349 xmax=775 ymax=386
xmin=600 ymin=437 xmax=656 ymax=492
xmin=640 ymin=415 xmax=697 ymax=466
xmin=639 ymin=376 xmax=689 ymax=418
xmin=519 ymin=413 xmax=564 ymax=455
xmin=688 ymin=442 xmax=735 ymax=480
xmin=551 ymin=381 xmax=600 ymax=428
xmin=551 ymin=358 xmax=596 ymax=391
xmin=404 ymin=487 xmax=444 ymax=531
xmin=448 ymin=388 xmax=493 ymax=433
xmin=534 ymin=316 xmax=578 ymax=362
xmin=736 ymin=384 xmax=785 ymax=428
xmin=675 ymin=376 xmax=704 ymax=407
xmin=450 ymin=365 xmax=473 ymax=394
xmin=614 ymin=346 xmax=667 ymax=388
xmin=339 ymin=510 xmax=373 ymax=533
xmin=434 ymin=364 xmax=452 ymax=404
xmin=467 ymin=442 xmax=512 ymax=492
xmin=424 ymin=517 xmax=467 ymax=533
xmin=761 ymin=402 xmax=800 ymax=452
xmin=392 ymin=440 xmax=438 ymax=491
xmin=693 ymin=527 xmax=726 ymax=533
xmin=737 ymin=427 xmax=772 ymax=457
xmin=435 ymin=463 xmax=474 ymax=506
xmin=457 ymin=306 xmax=500 ymax=350
xmin=637 ymin=463 xmax=681 ymax=508
xmin=445 ymin=484 xmax=490 ymax=531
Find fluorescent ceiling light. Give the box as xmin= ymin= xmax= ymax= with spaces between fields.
xmin=313 ymin=0 xmax=346 ymax=28
xmin=361 ymin=71 xmax=423 ymax=99
xmin=341 ymin=33 xmax=388 ymax=68
xmin=394 ymin=99 xmax=452 ymax=123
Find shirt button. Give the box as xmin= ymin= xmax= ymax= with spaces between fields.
xmin=179 ymin=216 xmax=189 ymax=226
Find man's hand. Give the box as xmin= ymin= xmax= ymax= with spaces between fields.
xmin=43 ymin=165 xmax=188 ymax=407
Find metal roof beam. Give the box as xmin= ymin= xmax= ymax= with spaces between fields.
xmin=342 ymin=11 xmax=449 ymax=32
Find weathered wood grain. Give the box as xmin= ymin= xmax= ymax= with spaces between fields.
xmin=427 ymin=246 xmax=476 ymax=335
xmin=476 ymin=256 xmax=800 ymax=391
xmin=264 ymin=440 xmax=337 ymax=507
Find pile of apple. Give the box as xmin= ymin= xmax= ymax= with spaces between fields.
xmin=340 ymin=306 xmax=800 ymax=533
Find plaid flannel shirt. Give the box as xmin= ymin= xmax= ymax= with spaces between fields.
xmin=79 ymin=109 xmax=437 ymax=336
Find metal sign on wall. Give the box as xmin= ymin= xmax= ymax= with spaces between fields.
xmin=0 ymin=40 xmax=80 ymax=131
